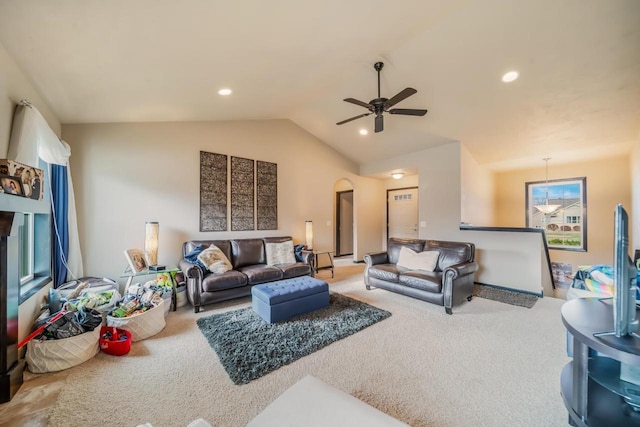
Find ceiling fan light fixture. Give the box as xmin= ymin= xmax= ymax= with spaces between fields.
xmin=218 ymin=88 xmax=232 ymax=96
xmin=391 ymin=172 xmax=404 ymax=180
xmin=502 ymin=71 xmax=519 ymax=83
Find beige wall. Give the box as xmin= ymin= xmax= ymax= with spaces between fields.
xmin=494 ymin=155 xmax=631 ymax=267
xmin=62 ymin=120 xmax=383 ymax=277
xmin=460 ymin=145 xmax=495 ymax=226
xmin=0 ymin=41 xmax=60 ymax=158
xmin=632 ymin=134 xmax=640 ymax=253
xmin=0 ymin=41 xmax=61 ymax=346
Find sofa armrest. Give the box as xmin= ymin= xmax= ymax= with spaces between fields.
xmin=179 ymin=259 xmax=204 ymax=312
xmin=364 ymin=252 xmax=389 ymax=267
xmin=443 ymin=261 xmax=478 ymax=280
xmin=300 ymin=250 xmax=315 ymax=267
xmin=442 ymin=261 xmax=478 ymax=313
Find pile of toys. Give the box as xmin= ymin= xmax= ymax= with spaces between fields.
xmin=109 ymin=286 xmax=165 ymax=318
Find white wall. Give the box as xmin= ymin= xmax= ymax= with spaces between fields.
xmin=460 ymin=145 xmax=495 ymax=226
xmin=632 ymin=132 xmax=640 ymax=253
xmin=0 ymin=41 xmax=60 ymax=158
xmin=0 ymin=41 xmax=61 ymax=347
xmin=62 ymin=120 xmax=383 ymax=277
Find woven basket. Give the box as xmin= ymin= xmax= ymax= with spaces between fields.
xmin=26 ymin=327 xmax=100 ymax=373
xmin=106 ymin=299 xmax=166 ymax=342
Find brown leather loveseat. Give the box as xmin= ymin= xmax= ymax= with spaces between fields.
xmin=179 ymin=236 xmax=313 ymax=313
xmin=364 ymin=238 xmax=478 ymax=314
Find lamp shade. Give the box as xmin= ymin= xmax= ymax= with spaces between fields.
xmin=145 ymin=221 xmax=159 ymax=266
xmin=534 ymin=203 xmax=561 ymax=214
xmin=305 ymin=220 xmax=313 ymax=250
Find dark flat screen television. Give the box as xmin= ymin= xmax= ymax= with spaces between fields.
xmin=612 ymin=204 xmax=639 ymax=338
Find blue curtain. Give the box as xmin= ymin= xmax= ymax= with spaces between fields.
xmin=51 ymin=163 xmax=69 ymax=288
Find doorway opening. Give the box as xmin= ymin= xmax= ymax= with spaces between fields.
xmin=336 ymin=189 xmax=354 ymax=257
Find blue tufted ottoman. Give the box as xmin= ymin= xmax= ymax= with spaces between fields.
xmin=251 ymin=277 xmax=329 ymax=323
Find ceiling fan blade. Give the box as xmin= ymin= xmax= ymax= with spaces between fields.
xmin=336 ymin=113 xmax=371 ymax=125
xmin=343 ymin=98 xmax=372 ymax=109
xmin=384 ymin=88 xmax=417 ymax=109
xmin=375 ymin=115 xmax=384 ymax=133
xmin=388 ymin=108 xmax=428 ymax=116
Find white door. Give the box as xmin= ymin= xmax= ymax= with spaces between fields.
xmin=388 ymin=188 xmax=418 ymax=239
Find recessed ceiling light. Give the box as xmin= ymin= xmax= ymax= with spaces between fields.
xmin=502 ymin=71 xmax=519 ymax=83
xmin=391 ymin=172 xmax=404 ymax=179
xmin=218 ymin=88 xmax=232 ymax=96
xmin=359 ymin=129 xmax=368 ymax=135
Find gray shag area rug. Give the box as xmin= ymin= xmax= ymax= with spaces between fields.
xmin=473 ymin=284 xmax=538 ymax=308
xmin=196 ymin=292 xmax=391 ymax=385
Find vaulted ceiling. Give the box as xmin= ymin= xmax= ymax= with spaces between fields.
xmin=0 ymin=0 xmax=638 ymax=171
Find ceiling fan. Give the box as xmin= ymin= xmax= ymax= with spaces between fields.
xmin=336 ymin=62 xmax=428 ymax=133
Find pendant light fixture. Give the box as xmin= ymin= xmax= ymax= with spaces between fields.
xmin=534 ymin=158 xmax=561 ymax=215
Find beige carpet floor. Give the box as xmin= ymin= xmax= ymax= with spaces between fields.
xmin=47 ymin=264 xmax=570 ymax=426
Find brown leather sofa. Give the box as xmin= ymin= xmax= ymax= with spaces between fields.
xmin=364 ymin=238 xmax=478 ymax=314
xmin=179 ymin=236 xmax=314 ymax=313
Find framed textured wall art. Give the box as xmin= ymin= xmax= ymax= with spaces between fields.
xmin=231 ymin=156 xmax=255 ymax=231
xmin=200 ymin=151 xmax=228 ymax=231
xmin=525 ymin=177 xmax=587 ymax=251
xmin=256 ymin=160 xmax=277 ymax=230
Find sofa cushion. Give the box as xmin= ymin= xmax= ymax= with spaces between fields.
xmin=201 ymin=270 xmax=248 ymax=292
xmin=424 ymin=240 xmax=473 ymax=271
xmin=367 ymin=264 xmax=401 ymax=283
xmin=397 ymin=247 xmax=439 ymax=272
xmin=265 ymin=240 xmax=296 ymax=266
xmin=238 ymin=264 xmax=283 ymax=284
xmin=399 ymin=271 xmax=442 ymax=293
xmin=387 ymin=238 xmax=425 ymax=265
xmin=198 ymin=245 xmax=233 ymax=273
xmin=232 ymin=239 xmax=266 ymax=268
xmin=279 ymin=263 xmax=312 ymax=279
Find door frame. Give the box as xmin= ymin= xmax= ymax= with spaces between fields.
xmin=335 ymin=189 xmax=354 ymax=257
xmin=386 ymin=186 xmax=419 ymax=242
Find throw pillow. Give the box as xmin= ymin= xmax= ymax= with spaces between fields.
xmin=396 ymin=246 xmax=440 ymax=272
xmin=184 ymin=244 xmax=207 ymax=270
xmin=197 ymin=244 xmax=233 ymax=274
xmin=266 ymin=240 xmax=296 ymax=266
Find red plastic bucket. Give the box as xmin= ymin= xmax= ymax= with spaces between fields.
xmin=99 ymin=326 xmax=132 ymax=356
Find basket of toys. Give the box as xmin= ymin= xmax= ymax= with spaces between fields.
xmin=106 ymin=286 xmax=166 ymax=342
xmin=99 ymin=326 xmax=132 ymax=356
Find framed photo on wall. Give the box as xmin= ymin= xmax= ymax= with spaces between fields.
xmin=124 ymin=248 xmax=148 ymax=273
xmin=525 ymin=177 xmax=587 ymax=251
xmin=0 ymin=174 xmax=25 ymax=197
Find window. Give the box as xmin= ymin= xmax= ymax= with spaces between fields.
xmin=525 ymin=177 xmax=587 ymax=251
xmin=19 ymin=212 xmax=34 ymax=284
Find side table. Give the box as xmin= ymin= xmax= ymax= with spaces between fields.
xmin=120 ymin=266 xmax=179 ymax=311
xmin=561 ymin=297 xmax=640 ymax=426
xmin=313 ymin=250 xmax=334 ymax=278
